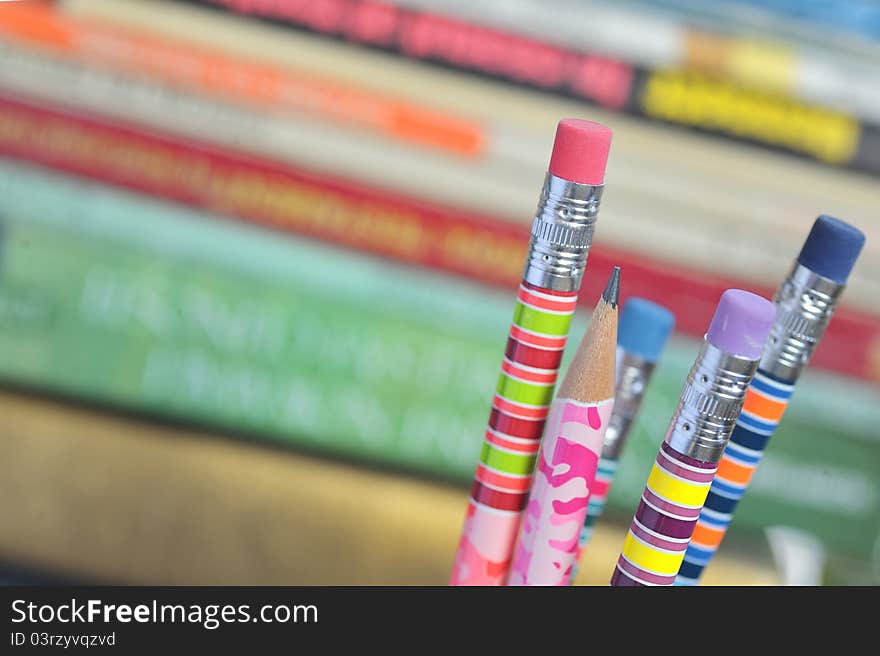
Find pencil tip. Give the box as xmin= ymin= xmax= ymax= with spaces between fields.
xmin=602 ymin=266 xmax=621 ymax=308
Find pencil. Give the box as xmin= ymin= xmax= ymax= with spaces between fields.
xmin=508 ymin=267 xmax=619 ymax=586
xmin=610 ymin=289 xmax=774 ymax=586
xmin=450 ymin=119 xmax=612 ymax=586
xmin=676 ymin=216 xmax=866 ymax=585
xmin=571 ymin=297 xmax=674 ymax=581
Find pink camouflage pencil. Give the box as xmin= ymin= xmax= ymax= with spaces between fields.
xmin=508 ymin=267 xmax=620 ymax=586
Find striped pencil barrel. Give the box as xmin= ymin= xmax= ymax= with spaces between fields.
xmin=676 ymin=216 xmax=866 ymax=585
xmin=610 ymin=290 xmax=775 ymax=586
xmin=450 ymin=119 xmax=612 ymax=586
xmin=571 ymin=298 xmax=674 ymax=581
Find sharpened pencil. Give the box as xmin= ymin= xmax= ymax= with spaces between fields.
xmin=508 ymin=267 xmax=620 ymax=586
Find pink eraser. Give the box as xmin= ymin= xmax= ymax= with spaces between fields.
xmin=548 ymin=118 xmax=613 ymax=185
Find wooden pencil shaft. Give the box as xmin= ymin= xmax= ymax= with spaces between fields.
xmin=557 ymin=296 xmax=617 ymax=404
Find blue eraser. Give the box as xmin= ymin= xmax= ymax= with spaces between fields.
xmin=796 ymin=215 xmax=865 ymax=284
xmin=618 ymin=297 xmax=675 ymax=363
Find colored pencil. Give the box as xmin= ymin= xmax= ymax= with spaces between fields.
xmin=571 ymin=297 xmax=674 ymax=581
xmin=508 ymin=267 xmax=620 ymax=586
xmin=676 ymin=216 xmax=866 ymax=585
xmin=610 ymin=289 xmax=775 ymax=586
xmin=449 ymin=118 xmax=613 ymax=585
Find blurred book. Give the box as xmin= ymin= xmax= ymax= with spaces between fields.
xmin=20 ymin=0 xmax=877 ymax=316
xmin=158 ymin=0 xmax=880 ymax=172
xmin=617 ymin=0 xmax=880 ymax=59
xmin=386 ymin=0 xmax=880 ymax=116
xmin=0 ymin=388 xmax=781 ymax=585
xmin=0 ymin=92 xmax=876 ymax=383
xmin=0 ymin=158 xmax=877 ymax=575
xmin=0 ymin=0 xmax=877 ymax=584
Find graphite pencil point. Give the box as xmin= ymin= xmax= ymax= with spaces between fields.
xmin=602 ymin=266 xmax=621 ymax=309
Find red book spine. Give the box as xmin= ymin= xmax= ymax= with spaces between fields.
xmin=0 ymin=92 xmax=875 ymax=383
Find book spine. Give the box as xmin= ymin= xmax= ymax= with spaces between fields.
xmin=0 ymin=92 xmax=876 ymax=384
xmin=180 ymin=0 xmax=880 ymax=174
xmin=0 ymin=1 xmax=487 ymax=160
xmin=0 ymin=35 xmax=540 ymax=220
xmin=388 ymin=0 xmax=880 ymax=125
xmin=6 ymin=11 xmax=876 ymax=316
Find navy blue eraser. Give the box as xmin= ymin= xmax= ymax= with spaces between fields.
xmin=796 ymin=215 xmax=865 ymax=284
xmin=618 ymin=297 xmax=675 ymax=363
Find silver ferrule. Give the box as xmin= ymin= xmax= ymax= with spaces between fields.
xmin=665 ymin=341 xmax=759 ymax=463
xmin=760 ymin=263 xmax=845 ymax=381
xmin=522 ymin=173 xmax=603 ymax=293
xmin=602 ymin=349 xmax=655 ymax=460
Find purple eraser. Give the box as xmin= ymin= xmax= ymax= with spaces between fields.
xmin=706 ymin=289 xmax=775 ymax=360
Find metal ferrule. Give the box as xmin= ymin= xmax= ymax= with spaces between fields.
xmin=760 ymin=263 xmax=845 ymax=382
xmin=665 ymin=341 xmax=759 ymax=463
xmin=522 ymin=173 xmax=603 ymax=293
xmin=602 ymin=349 xmax=655 ymax=460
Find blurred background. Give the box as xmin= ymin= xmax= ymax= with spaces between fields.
xmin=0 ymin=0 xmax=877 ymax=586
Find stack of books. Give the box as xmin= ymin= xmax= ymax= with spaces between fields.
xmin=0 ymin=0 xmax=877 ymax=584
